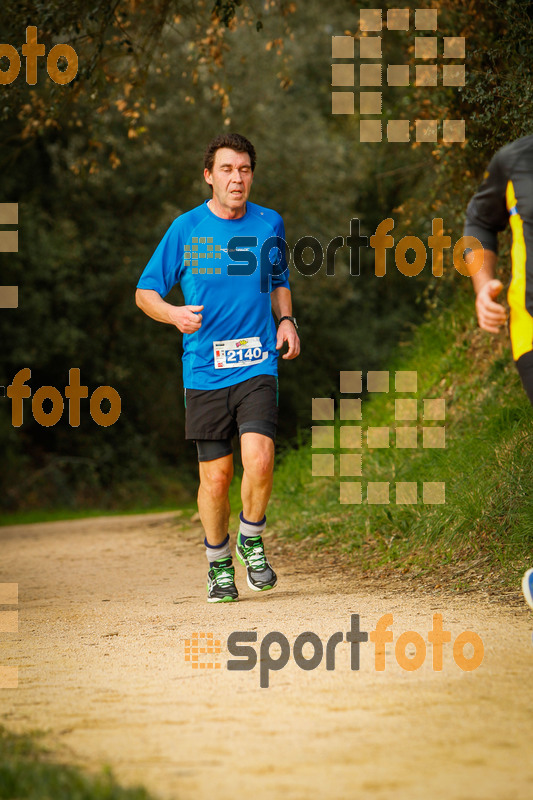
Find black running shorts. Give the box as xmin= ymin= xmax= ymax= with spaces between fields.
xmin=184 ymin=375 xmax=278 ymax=461
xmin=515 ymin=350 xmax=533 ymax=406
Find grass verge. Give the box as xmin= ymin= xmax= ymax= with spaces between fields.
xmin=267 ymin=286 xmax=533 ymax=590
xmin=0 ymin=502 xmax=196 ymax=528
xmin=0 ymin=726 xmax=158 ymax=800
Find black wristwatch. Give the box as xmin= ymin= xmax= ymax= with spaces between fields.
xmin=278 ymin=315 xmax=298 ymax=330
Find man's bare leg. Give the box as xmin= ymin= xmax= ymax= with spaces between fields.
xmin=240 ymin=432 xmax=275 ymax=521
xmin=237 ymin=432 xmax=277 ymax=591
xmin=199 ymin=453 xmax=239 ymax=602
xmin=198 ymin=453 xmax=233 ymax=545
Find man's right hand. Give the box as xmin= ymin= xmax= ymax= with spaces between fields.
xmin=170 ymin=305 xmax=204 ymax=334
xmin=475 ymin=280 xmax=507 ymax=333
xmin=135 ymin=289 xmax=204 ymax=333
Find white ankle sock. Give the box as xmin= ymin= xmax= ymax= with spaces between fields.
xmin=238 ymin=512 xmax=266 ymax=542
xmin=205 ymin=533 xmax=231 ymax=563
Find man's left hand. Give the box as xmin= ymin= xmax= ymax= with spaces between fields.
xmin=276 ymin=320 xmax=300 ymax=360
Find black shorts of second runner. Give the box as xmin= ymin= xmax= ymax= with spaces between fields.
xmin=515 ymin=349 xmax=533 ymax=407
xmin=184 ymin=375 xmax=278 ymax=462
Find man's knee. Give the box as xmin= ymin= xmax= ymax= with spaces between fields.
xmin=250 ymin=454 xmax=274 ymax=480
xmin=199 ymin=460 xmax=233 ymax=498
xmin=241 ymin=435 xmax=275 ymax=480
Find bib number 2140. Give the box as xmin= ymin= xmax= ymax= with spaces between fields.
xmin=213 ymin=337 xmax=268 ymax=369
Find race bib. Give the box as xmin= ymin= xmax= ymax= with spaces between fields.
xmin=213 ymin=337 xmax=268 ymax=369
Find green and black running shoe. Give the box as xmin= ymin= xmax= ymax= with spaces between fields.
xmin=236 ymin=533 xmax=277 ymax=592
xmin=207 ymin=558 xmax=239 ymax=603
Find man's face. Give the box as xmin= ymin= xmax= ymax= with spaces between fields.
xmin=204 ymin=148 xmax=253 ymax=216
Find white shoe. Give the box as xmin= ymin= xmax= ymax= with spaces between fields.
xmin=521 ymin=568 xmax=533 ymax=610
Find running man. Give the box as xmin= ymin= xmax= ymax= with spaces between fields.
xmin=136 ymin=133 xmax=300 ymax=602
xmin=464 ymin=133 xmax=533 ymax=405
xmin=464 ymin=134 xmax=533 ymax=610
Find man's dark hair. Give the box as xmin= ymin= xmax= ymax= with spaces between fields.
xmin=204 ymin=133 xmax=256 ymax=173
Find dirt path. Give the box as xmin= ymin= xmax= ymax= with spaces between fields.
xmin=1 ymin=512 xmax=532 ymax=800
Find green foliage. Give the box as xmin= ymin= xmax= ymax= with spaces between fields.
xmin=0 ymin=726 xmax=158 ymax=800
xmin=1 ymin=0 xmax=531 ymax=514
xmin=0 ymin=0 xmax=422 ymax=510
xmin=268 ymin=285 xmax=533 ymax=585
